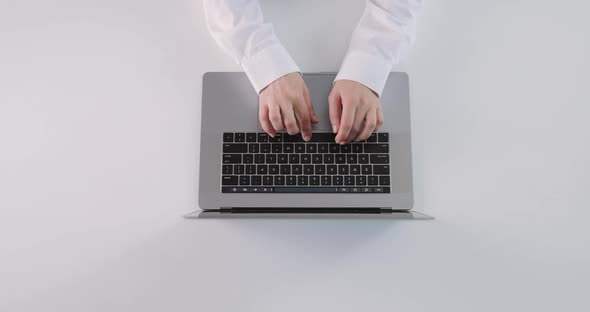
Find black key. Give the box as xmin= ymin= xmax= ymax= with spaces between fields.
xmin=346 ymin=154 xmax=357 ymax=164
xmin=350 ymin=165 xmax=360 ymax=175
xmin=329 ymin=144 xmax=340 ymax=153
xmin=222 ymin=165 xmax=232 ymax=174
xmin=251 ymin=176 xmax=262 ymax=185
xmin=274 ymin=187 xmax=339 ymax=193
xmin=286 ymin=176 xmax=297 ymax=185
xmin=234 ymin=164 xmax=244 ymax=175
xmin=298 ymin=176 xmax=309 ymax=186
xmin=373 ymin=165 xmax=390 ymax=175
xmin=243 ymin=154 xmax=253 ymax=164
xmin=278 ymin=154 xmax=288 ymax=164
xmin=345 ymin=176 xmax=354 ymax=186
xmin=306 ymin=144 xmax=317 ymax=153
xmin=324 ymin=154 xmax=334 ymax=164
xmin=260 ymin=144 xmax=271 ymax=153
xmin=338 ymin=165 xmax=349 ymax=175
xmin=356 ymin=176 xmax=367 ymax=186
xmin=373 ymin=187 xmax=384 ymax=193
xmin=222 ymin=176 xmax=238 ymax=185
xmin=235 ymin=133 xmax=245 ymax=142
xmin=310 ymin=176 xmax=320 ymax=185
xmin=263 ymin=176 xmax=273 ymax=185
xmin=362 ymin=187 xmax=372 ymax=193
xmin=315 ymin=165 xmax=325 ymax=175
xmin=359 ymin=154 xmax=369 ymax=164
xmin=223 ymin=154 xmax=241 ymax=163
xmin=248 ymin=143 xmax=259 ymax=153
xmin=295 ymin=144 xmax=305 ymax=153
xmin=258 ymin=133 xmax=268 ymax=142
xmin=364 ymin=144 xmax=389 ymax=153
xmin=269 ymin=165 xmax=279 ymax=175
xmin=246 ymin=133 xmax=257 ymax=142
xmin=223 ymin=133 xmax=233 ymax=142
xmin=368 ymin=176 xmax=378 ymax=185
xmin=284 ymin=144 xmax=294 ymax=153
xmin=308 ymin=133 xmax=336 ymax=142
xmin=341 ymin=145 xmax=351 ymax=153
xmin=333 ymin=176 xmax=343 ymax=186
xmin=367 ymin=133 xmax=377 ymax=142
xmin=265 ymin=154 xmax=277 ymax=164
xmin=274 ymin=176 xmax=285 ymax=185
xmin=312 ymin=154 xmax=322 ymax=164
xmin=379 ymin=176 xmax=390 ymax=185
xmin=338 ymin=187 xmax=349 ymax=192
xmin=240 ymin=175 xmax=250 ymax=185
xmin=257 ymin=165 xmax=268 ymax=174
xmin=292 ymin=165 xmax=302 ymax=175
xmin=272 ymin=144 xmax=282 ymax=153
xmin=246 ymin=165 xmax=256 ymax=174
xmin=370 ymin=154 xmax=389 ymax=164
xmin=304 ymin=165 xmax=314 ymax=175
xmin=269 ymin=133 xmax=282 ymax=142
xmin=255 ymin=154 xmax=265 ymax=164
xmin=318 ymin=144 xmax=328 ymax=153
xmin=301 ymin=154 xmax=311 ymax=164
xmin=352 ymin=144 xmax=363 ymax=153
xmin=327 ymin=165 xmax=337 ymax=175
xmin=284 ymin=134 xmax=303 ymax=142
xmin=335 ymin=154 xmax=346 ymax=164
xmin=378 ymin=133 xmax=389 ymax=142
xmin=361 ymin=165 xmax=372 ymax=175
xmin=321 ymin=176 xmax=331 ymax=185
xmin=280 ymin=165 xmax=291 ymax=174
xmin=289 ymin=154 xmax=300 ymax=164
xmin=221 ymin=187 xmax=245 ymax=193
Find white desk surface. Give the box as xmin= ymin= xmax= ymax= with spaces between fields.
xmin=1 ymin=1 xmax=589 ymax=311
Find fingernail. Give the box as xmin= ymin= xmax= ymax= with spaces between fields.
xmin=270 ymin=133 xmax=275 ymax=138
xmin=304 ymin=135 xmax=311 ymax=141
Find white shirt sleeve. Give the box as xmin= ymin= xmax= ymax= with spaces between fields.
xmin=202 ymin=0 xmax=300 ymax=93
xmin=335 ymin=0 xmax=422 ymax=97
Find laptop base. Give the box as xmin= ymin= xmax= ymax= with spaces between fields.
xmin=184 ymin=208 xmax=433 ymax=219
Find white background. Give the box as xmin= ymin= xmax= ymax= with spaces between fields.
xmin=1 ymin=0 xmax=589 ymax=311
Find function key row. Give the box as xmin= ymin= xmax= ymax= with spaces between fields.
xmin=222 ymin=186 xmax=391 ymax=193
xmin=222 ymin=154 xmax=390 ymax=164
xmin=223 ymin=143 xmax=389 ymax=154
xmin=223 ymin=132 xmax=389 ymax=143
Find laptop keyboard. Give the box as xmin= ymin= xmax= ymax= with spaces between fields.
xmin=221 ymin=132 xmax=391 ymax=193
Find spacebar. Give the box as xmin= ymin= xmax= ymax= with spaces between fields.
xmin=274 ymin=187 xmax=338 ymax=193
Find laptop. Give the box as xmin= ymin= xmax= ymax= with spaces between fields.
xmin=186 ymin=72 xmax=429 ymax=218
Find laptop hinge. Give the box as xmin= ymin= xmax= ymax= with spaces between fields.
xmin=215 ymin=207 xmax=402 ymax=214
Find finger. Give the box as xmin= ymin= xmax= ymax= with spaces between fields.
xmin=356 ymin=107 xmax=377 ymax=141
xmin=347 ymin=103 xmax=369 ymax=143
xmin=375 ymin=104 xmax=384 ymax=131
xmin=335 ymin=96 xmax=356 ymax=144
xmin=294 ymin=99 xmax=312 ymax=141
xmin=268 ymin=102 xmax=284 ymax=132
xmin=328 ymin=91 xmax=342 ymax=134
xmin=259 ymin=102 xmax=276 ymax=137
xmin=303 ymin=88 xmax=319 ymax=124
xmin=280 ymin=102 xmax=299 ymax=135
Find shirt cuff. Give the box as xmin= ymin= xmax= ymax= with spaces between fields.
xmin=334 ymin=51 xmax=393 ymax=97
xmin=241 ymin=44 xmax=300 ymax=94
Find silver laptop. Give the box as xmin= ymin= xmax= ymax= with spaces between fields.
xmin=187 ymin=72 xmax=428 ymax=218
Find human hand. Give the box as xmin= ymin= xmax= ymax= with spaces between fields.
xmin=258 ymin=72 xmax=318 ymax=141
xmin=329 ymin=80 xmax=384 ymax=144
